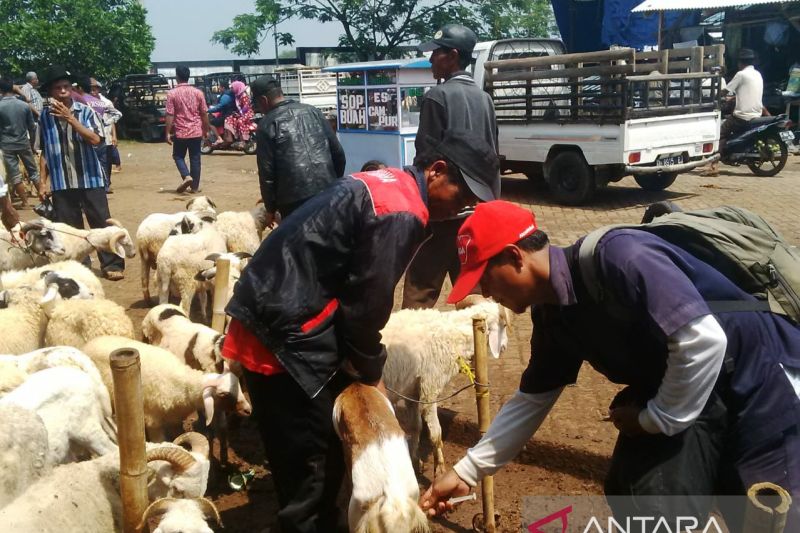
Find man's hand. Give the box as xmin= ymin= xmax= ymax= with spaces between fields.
xmin=419 ymin=469 xmax=471 ymax=517
xmin=609 ymin=405 xmax=647 ymax=437
xmin=165 ymin=133 xmax=173 ymax=146
xmin=36 ymin=180 xmax=48 ymax=202
xmin=1 ymin=195 xmax=20 ymax=233
xmin=50 ymin=100 xmax=75 ymax=124
xmin=264 ymin=210 xmax=277 ymax=229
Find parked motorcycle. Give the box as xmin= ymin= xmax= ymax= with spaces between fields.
xmin=201 ymin=111 xmax=257 ymax=155
xmin=720 ymin=114 xmax=794 ymax=176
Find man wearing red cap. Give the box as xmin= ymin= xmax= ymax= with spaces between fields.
xmin=421 ymin=200 xmax=800 ymax=529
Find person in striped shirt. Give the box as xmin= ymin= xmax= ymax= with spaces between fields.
xmin=37 ymin=65 xmax=125 ymax=281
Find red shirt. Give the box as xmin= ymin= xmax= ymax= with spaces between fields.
xmin=165 ymin=83 xmax=207 ymax=139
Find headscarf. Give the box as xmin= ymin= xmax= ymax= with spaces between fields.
xmin=230 ymin=81 xmax=249 ymax=114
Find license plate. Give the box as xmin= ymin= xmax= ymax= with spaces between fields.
xmin=779 ymin=130 xmax=795 ymax=142
xmin=656 ymin=155 xmax=683 ymax=167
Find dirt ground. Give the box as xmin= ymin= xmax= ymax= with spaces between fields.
xmin=27 ymin=139 xmax=799 ymax=532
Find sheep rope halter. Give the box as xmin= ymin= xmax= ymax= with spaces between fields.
xmin=0 ymin=232 xmax=38 ymax=259
xmin=384 ymin=354 xmax=487 ymax=405
xmin=27 ymin=222 xmax=107 ymax=251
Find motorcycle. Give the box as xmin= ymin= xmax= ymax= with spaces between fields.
xmin=201 ymin=111 xmax=257 ymax=155
xmin=720 ymin=114 xmax=794 ymax=177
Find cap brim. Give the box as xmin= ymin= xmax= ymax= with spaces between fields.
xmin=447 ymin=260 xmax=488 ymax=304
xmin=418 ymin=40 xmax=444 ymax=52
xmin=461 ymin=168 xmax=497 ymax=202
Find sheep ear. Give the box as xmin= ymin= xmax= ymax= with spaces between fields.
xmin=202 ymin=387 xmax=215 ymax=426
xmin=0 ymin=291 xmax=9 ymax=309
xmin=207 ymin=197 xmax=217 ymax=209
xmin=194 ymin=267 xmax=215 ymax=282
xmin=232 ymin=252 xmax=252 ymax=260
xmin=200 ymin=215 xmax=216 ymax=224
xmin=180 ymin=217 xmax=194 ymax=235
xmin=205 ymin=253 xmax=221 ymax=263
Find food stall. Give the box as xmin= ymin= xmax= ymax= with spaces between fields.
xmin=323 ymin=58 xmax=434 ymax=175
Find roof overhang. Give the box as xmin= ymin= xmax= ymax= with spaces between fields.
xmin=632 ymin=0 xmax=797 ymax=13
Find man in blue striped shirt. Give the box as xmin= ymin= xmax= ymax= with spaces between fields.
xmin=38 ymin=65 xmax=125 ymax=280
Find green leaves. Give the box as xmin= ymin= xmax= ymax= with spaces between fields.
xmin=0 ymin=0 xmax=155 ymax=80
xmin=212 ymin=0 xmax=557 ymax=62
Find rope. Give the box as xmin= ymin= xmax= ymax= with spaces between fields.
xmin=385 ymin=355 xmax=488 ymax=405
xmin=0 ymin=234 xmax=36 ymax=258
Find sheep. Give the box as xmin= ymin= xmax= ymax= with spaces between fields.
xmin=156 ymin=218 xmax=227 ymax=318
xmin=141 ymin=304 xmax=224 ymax=373
xmin=380 ymin=297 xmax=510 ymax=475
xmin=41 ymin=294 xmax=135 ymax=348
xmin=136 ymin=209 xmax=217 ymax=305
xmin=215 ymin=203 xmax=270 ymax=254
xmin=333 ymin=382 xmax=430 ymax=533
xmin=1 ymin=260 xmax=105 ymax=298
xmin=138 ymin=497 xmax=222 ymax=533
xmin=0 ymin=405 xmax=50 ymax=508
xmin=83 ymin=336 xmax=252 ymax=442
xmin=0 ymin=366 xmax=117 ymax=465
xmin=193 ymin=251 xmax=251 ymax=317
xmin=0 ymin=287 xmax=49 ymax=354
xmin=185 ymin=195 xmax=217 ymax=214
xmin=0 ymin=432 xmax=213 ymax=532
xmin=29 ymin=217 xmax=136 ymax=263
xmin=0 ymin=223 xmax=66 ymax=272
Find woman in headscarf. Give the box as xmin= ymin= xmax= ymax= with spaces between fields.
xmin=224 ymin=80 xmax=255 ymax=147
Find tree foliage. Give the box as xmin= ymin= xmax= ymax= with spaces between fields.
xmin=0 ymin=0 xmax=155 ymax=81
xmin=213 ymin=0 xmax=557 ymax=61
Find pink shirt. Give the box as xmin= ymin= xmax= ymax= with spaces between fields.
xmin=165 ymin=83 xmax=207 ymax=139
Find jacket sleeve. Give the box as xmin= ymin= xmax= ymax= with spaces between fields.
xmin=256 ymin=122 xmax=277 ymax=212
xmin=318 ymin=108 xmax=346 ymax=177
xmin=414 ymin=97 xmax=446 ymax=159
xmin=335 ymin=211 xmax=425 ymax=382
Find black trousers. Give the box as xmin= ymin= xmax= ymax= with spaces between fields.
xmin=401 ymin=217 xmax=463 ymax=309
xmin=51 ymin=187 xmax=124 ymax=273
xmin=605 ymin=391 xmax=800 ymax=532
xmin=244 ymin=369 xmax=351 ymax=533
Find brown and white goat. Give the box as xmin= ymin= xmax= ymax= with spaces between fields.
xmin=333 ymin=382 xmax=430 ymax=533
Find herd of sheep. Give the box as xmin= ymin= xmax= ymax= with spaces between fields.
xmin=0 ymin=194 xmax=511 ymax=532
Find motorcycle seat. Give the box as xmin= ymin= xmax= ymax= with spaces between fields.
xmin=748 ymin=116 xmax=780 ymax=125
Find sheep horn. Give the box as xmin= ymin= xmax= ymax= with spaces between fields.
xmin=232 ymin=252 xmax=252 ymax=260
xmin=173 ymin=431 xmax=210 ymax=459
xmin=205 ymin=253 xmax=221 ymax=262
xmin=255 ymin=198 xmax=264 ymax=205
xmin=20 ymin=221 xmax=44 ymax=234
xmin=193 ymin=497 xmax=224 ymax=527
xmin=455 ymin=294 xmax=486 ymax=310
xmin=105 ymin=218 xmax=124 ymax=228
xmin=206 ymin=197 xmax=217 ymax=209
xmin=136 ymin=498 xmax=177 ymax=532
xmin=145 ymin=445 xmax=197 ymax=472
xmin=40 ymin=284 xmax=59 ymax=317
xmin=108 ymin=230 xmax=127 ymax=257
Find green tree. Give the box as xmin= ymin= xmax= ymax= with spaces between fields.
xmin=0 ymin=0 xmax=155 ymax=81
xmin=211 ymin=0 xmax=295 ymax=64
xmin=213 ymin=0 xmax=557 ymax=62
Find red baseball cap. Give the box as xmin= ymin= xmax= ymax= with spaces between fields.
xmin=447 ymin=201 xmax=538 ymax=304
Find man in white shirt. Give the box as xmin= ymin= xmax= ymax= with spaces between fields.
xmin=420 ymin=201 xmax=800 ymax=530
xmin=704 ymin=48 xmax=765 ymax=176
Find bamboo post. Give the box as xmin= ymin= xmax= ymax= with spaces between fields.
xmin=744 ymin=482 xmax=792 ymax=533
xmin=210 ymin=256 xmax=231 ymax=466
xmin=110 ymin=348 xmax=148 ymax=533
xmin=211 ymin=257 xmax=231 ymax=334
xmin=472 ymin=316 xmax=496 ymax=533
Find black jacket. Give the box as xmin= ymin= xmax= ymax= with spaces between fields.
xmin=226 ymin=167 xmax=429 ymax=398
xmin=256 ymin=99 xmax=346 ymax=212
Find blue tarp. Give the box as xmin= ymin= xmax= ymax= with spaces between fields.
xmin=551 ymin=0 xmax=700 ymax=52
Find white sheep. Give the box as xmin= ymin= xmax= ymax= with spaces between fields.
xmin=138 ymin=497 xmax=222 ymax=533
xmin=333 ymin=382 xmax=430 ymax=533
xmin=215 ymin=203 xmax=270 ymax=254
xmin=141 ymin=304 xmax=224 ymax=373
xmin=380 ymin=298 xmax=510 ymax=475
xmin=0 ymin=405 xmax=50 ymax=508
xmin=156 ymin=218 xmax=227 ymax=318
xmin=34 ymin=217 xmax=136 ymax=263
xmin=0 ymin=223 xmax=66 ymax=272
xmin=0 ymin=287 xmax=49 ymax=354
xmin=1 ymin=260 xmax=105 ymax=298
xmin=0 ymin=366 xmax=117 ymax=465
xmin=42 ymin=295 xmax=135 ymax=347
xmin=0 ymin=432 xmax=213 ymax=532
xmin=185 ymin=195 xmax=217 ymax=214
xmin=136 ymin=208 xmax=216 ymax=304
xmin=83 ymin=335 xmax=252 ymax=442
xmin=193 ymin=251 xmax=251 ymax=317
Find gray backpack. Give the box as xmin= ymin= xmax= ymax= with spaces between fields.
xmin=578 ymin=206 xmax=800 ymax=323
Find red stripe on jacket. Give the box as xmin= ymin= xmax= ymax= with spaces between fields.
xmin=350 ymin=168 xmax=429 ymax=225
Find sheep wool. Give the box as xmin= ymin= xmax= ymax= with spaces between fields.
xmin=0 ymin=287 xmax=47 ymax=354
xmin=0 ymin=404 xmax=50 ymax=508
xmin=1 ymin=260 xmax=105 ymax=299
xmin=44 ymin=299 xmax=135 ymax=348
xmin=215 ymin=204 xmax=270 ymax=254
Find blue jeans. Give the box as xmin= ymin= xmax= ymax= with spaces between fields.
xmin=172 ymin=137 xmax=202 ymax=190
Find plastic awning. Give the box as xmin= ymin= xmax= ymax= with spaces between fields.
xmin=632 ymin=0 xmax=798 ymax=13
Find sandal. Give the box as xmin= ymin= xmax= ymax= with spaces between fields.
xmin=105 ymin=270 xmax=125 ymax=281
xmin=176 ymin=178 xmax=193 ymax=193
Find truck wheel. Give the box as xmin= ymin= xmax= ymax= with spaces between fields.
xmin=546 ymin=151 xmax=595 ymax=205
xmin=634 ymin=172 xmax=678 ymax=191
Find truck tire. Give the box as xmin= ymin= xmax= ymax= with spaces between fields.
xmin=634 ymin=172 xmax=678 ymax=191
xmin=546 ymin=151 xmax=595 ymax=205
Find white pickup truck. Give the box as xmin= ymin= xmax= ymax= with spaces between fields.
xmin=472 ymin=40 xmax=723 ymax=204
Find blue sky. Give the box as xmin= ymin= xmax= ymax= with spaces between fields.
xmin=142 ymin=0 xmax=342 ymax=62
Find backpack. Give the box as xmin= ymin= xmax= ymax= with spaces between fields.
xmin=578 ymin=206 xmax=800 ymax=324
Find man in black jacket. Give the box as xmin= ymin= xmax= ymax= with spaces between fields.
xmin=402 ymin=24 xmax=499 ymax=309
xmin=251 ymin=76 xmax=346 ymax=224
xmin=224 ymin=129 xmax=499 ymax=533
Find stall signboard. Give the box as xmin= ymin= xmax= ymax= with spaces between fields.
xmin=367 ymin=69 xmax=398 ymax=86
xmin=338 ymin=89 xmax=367 ymax=130
xmin=368 ymin=88 xmax=398 ymax=131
